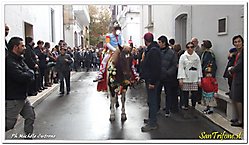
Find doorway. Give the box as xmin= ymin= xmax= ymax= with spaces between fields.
xmin=24 ymin=22 xmax=33 ymax=41
xmin=175 ymin=14 xmax=187 ymax=49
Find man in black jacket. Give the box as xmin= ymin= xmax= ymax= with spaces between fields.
xmin=157 ymin=35 xmax=178 ymax=117
xmin=34 ymin=40 xmax=47 ymax=90
xmin=6 ymin=37 xmax=36 ymax=137
xmin=24 ymin=37 xmax=39 ymax=96
xmin=56 ymin=47 xmax=73 ymax=95
xmin=141 ymin=32 xmax=161 ymax=132
xmin=84 ymin=48 xmax=93 ymax=72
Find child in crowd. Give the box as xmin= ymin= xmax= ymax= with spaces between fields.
xmin=201 ymin=63 xmax=218 ymax=114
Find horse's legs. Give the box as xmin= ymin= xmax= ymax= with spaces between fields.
xmin=121 ymin=89 xmax=127 ymax=121
xmin=109 ymin=86 xmax=117 ymax=122
xmin=115 ymin=96 xmax=119 ymax=108
xmin=110 ymin=94 xmax=116 ymax=121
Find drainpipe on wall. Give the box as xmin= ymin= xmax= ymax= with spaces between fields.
xmin=63 ymin=5 xmax=65 ymax=40
xmin=190 ymin=5 xmax=192 ymax=39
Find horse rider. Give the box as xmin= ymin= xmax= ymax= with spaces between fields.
xmin=93 ymin=21 xmax=124 ymax=82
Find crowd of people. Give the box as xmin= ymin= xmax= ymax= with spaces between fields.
xmin=137 ymin=33 xmax=244 ymax=131
xmin=5 ymin=24 xmax=100 ymax=138
xmin=90 ymin=21 xmax=244 ymax=131
xmin=5 ymin=20 xmax=244 ymax=136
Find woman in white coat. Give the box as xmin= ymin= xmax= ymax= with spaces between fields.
xmin=177 ymin=42 xmax=203 ymax=110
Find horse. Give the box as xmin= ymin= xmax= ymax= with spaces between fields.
xmin=107 ymin=45 xmax=137 ymax=122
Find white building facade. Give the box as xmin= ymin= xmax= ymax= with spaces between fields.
xmin=63 ymin=5 xmax=90 ymax=48
xmin=141 ymin=4 xmax=244 ymax=93
xmin=113 ymin=5 xmax=141 ymax=47
xmin=5 ymin=5 xmax=90 ymax=49
xmin=5 ymin=5 xmax=64 ymax=47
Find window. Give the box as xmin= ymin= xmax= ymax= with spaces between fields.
xmin=218 ymin=17 xmax=228 ymax=35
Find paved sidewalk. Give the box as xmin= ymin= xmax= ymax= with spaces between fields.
xmin=26 ymin=71 xmax=244 ymax=138
xmin=28 ymin=71 xmax=77 ymax=107
xmin=28 ymin=83 xmax=59 ymax=107
xmin=195 ymin=103 xmax=244 ymax=137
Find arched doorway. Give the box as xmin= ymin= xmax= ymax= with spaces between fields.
xmin=175 ymin=14 xmax=187 ymax=49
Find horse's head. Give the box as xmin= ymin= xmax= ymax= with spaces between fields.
xmin=109 ymin=45 xmax=133 ymax=85
xmin=118 ymin=44 xmax=132 ymax=54
xmin=119 ymin=45 xmax=133 ymax=81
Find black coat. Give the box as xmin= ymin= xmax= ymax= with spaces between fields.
xmin=6 ymin=52 xmax=34 ymax=100
xmin=74 ymin=50 xmax=81 ymax=62
xmin=230 ymin=50 xmax=243 ymax=102
xmin=5 ymin=39 xmax=8 ymax=57
xmin=34 ymin=47 xmax=47 ymax=69
xmin=141 ymin=41 xmax=161 ymax=85
xmin=201 ymin=50 xmax=217 ymax=77
xmin=84 ymin=51 xmax=93 ymax=63
xmin=24 ymin=44 xmax=37 ymax=70
xmin=223 ymin=53 xmax=236 ymax=78
xmin=56 ymin=54 xmax=73 ymax=73
xmin=159 ymin=47 xmax=178 ymax=85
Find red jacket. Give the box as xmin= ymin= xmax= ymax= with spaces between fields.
xmin=201 ymin=77 xmax=218 ymax=93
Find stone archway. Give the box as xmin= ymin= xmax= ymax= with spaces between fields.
xmin=175 ymin=14 xmax=187 ymax=49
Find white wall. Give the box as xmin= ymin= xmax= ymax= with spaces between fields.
xmin=124 ymin=12 xmax=141 ymax=47
xmin=141 ymin=5 xmax=149 ymax=32
xmin=64 ymin=25 xmax=74 ymax=47
xmin=116 ymin=5 xmax=141 ymax=47
xmin=153 ymin=5 xmax=174 ymax=40
xmin=5 ymin=5 xmax=63 ymax=48
xmin=191 ymin=5 xmax=244 ymax=91
xmin=51 ymin=5 xmax=64 ymax=45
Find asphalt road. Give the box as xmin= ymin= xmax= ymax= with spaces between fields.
xmin=5 ymin=71 xmax=227 ymax=142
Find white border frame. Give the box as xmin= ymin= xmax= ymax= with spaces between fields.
xmin=1 ymin=0 xmax=248 ymax=144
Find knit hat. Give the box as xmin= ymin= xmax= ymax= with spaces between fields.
xmin=143 ymin=32 xmax=154 ymax=42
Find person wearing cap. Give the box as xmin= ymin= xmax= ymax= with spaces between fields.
xmin=201 ymin=64 xmax=218 ymax=114
xmin=93 ymin=21 xmax=124 ymax=82
xmin=6 ymin=37 xmax=36 ymax=137
xmin=56 ymin=46 xmax=73 ymax=95
xmin=141 ymin=32 xmax=161 ymax=132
